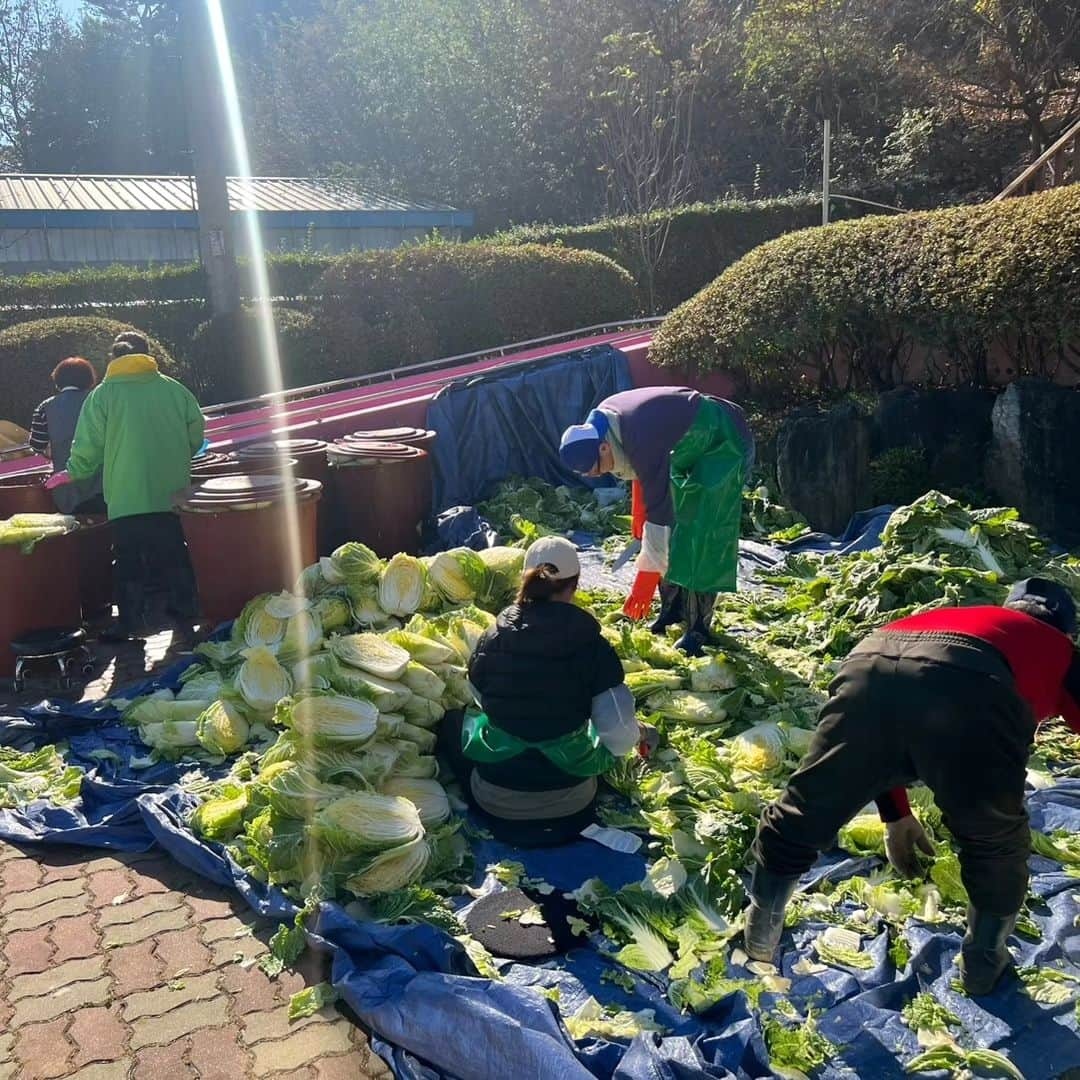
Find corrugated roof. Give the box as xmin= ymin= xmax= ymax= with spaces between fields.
xmin=0 ymin=175 xmax=460 ymax=214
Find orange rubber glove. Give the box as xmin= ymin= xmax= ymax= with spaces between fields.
xmin=623 ymin=570 xmax=661 ymax=619
xmin=630 ymin=479 xmax=646 ymax=541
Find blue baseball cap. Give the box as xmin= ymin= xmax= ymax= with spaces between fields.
xmin=559 ymin=424 xmax=601 ymax=473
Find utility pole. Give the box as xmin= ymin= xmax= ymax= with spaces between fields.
xmin=179 ymin=0 xmax=240 ymax=317
xmin=822 ymin=116 xmax=831 ymax=226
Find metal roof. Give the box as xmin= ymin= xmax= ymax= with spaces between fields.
xmin=0 ymin=174 xmax=461 ymax=214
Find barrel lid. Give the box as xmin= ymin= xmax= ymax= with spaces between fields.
xmin=235 ymin=438 xmax=327 ymax=457
xmin=343 ymin=427 xmax=436 ymax=447
xmin=180 ymin=473 xmax=320 ymax=509
xmin=328 ymin=440 xmax=425 ymax=463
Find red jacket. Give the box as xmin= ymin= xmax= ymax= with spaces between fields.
xmin=871 ymin=606 xmax=1080 ymax=821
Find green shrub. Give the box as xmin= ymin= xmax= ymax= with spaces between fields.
xmin=651 ymin=185 xmax=1080 ymax=398
xmin=188 ymin=306 xmax=332 ymax=403
xmin=0 ymin=316 xmax=179 ymax=426
xmin=492 ymin=196 xmax=829 ymax=311
xmin=869 ymin=447 xmax=931 ymax=506
xmin=316 ymin=242 xmax=641 ymax=374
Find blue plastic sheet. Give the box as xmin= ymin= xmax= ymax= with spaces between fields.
xmin=427 ymin=344 xmax=632 ymax=512
xmin=2 ymin=516 xmax=1080 ymax=1079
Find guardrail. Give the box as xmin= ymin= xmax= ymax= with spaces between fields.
xmin=995 ymin=118 xmax=1080 ymax=201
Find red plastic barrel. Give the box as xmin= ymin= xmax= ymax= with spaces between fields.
xmin=0 ymin=530 xmax=81 ymax=677
xmin=234 ymin=440 xmax=332 ymax=554
xmin=328 ymin=441 xmax=430 ymax=557
xmin=178 ymin=474 xmax=322 ymax=627
xmin=0 ymin=473 xmax=54 ymax=518
xmin=190 ymin=452 xmax=246 ymax=479
xmin=339 ymin=427 xmax=436 ymax=451
xmin=76 ymin=516 xmax=114 ymax=622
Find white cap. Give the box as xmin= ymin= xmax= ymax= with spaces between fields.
xmin=523 ymin=536 xmax=581 ymax=580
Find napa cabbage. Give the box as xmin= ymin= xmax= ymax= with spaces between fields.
xmin=236 ymin=646 xmax=293 ymax=713
xmin=195 ymin=699 xmax=250 ymax=756
xmin=329 ymin=633 xmax=410 ymax=680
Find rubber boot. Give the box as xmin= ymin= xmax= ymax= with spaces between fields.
xmin=675 ymin=629 xmax=706 ymax=657
xmin=650 ymin=582 xmax=684 ymax=636
xmin=743 ymin=865 xmax=799 ymax=963
xmin=959 ymin=907 xmax=1016 ymax=996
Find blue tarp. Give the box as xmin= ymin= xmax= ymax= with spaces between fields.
xmin=427 ymin=343 xmax=632 ymax=512
xmin=1 ymin=518 xmax=1079 ymax=1079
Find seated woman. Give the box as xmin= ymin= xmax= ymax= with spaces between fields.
xmin=442 ymin=536 xmax=644 ymax=846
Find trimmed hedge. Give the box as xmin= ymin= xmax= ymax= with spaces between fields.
xmin=188 ymin=306 xmax=331 ymax=403
xmin=316 ymin=243 xmax=641 ymax=375
xmin=651 ymin=184 xmax=1080 ymax=398
xmin=492 ymin=196 xmax=826 ymax=311
xmin=0 ymin=316 xmax=178 ymax=426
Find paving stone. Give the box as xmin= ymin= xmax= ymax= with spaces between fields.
xmin=210 ymin=933 xmax=268 ymax=969
xmin=129 ymin=995 xmax=231 ymax=1051
xmin=132 ymin=1042 xmax=193 ymax=1080
xmin=38 ymin=854 xmax=88 ymax=883
xmin=0 ymin=840 xmax=25 ymax=861
xmin=12 ymin=1017 xmax=72 ymax=1079
xmin=9 ymin=955 xmax=105 ymax=1003
xmin=80 ymin=855 xmax=137 ymax=875
xmin=105 ymin=939 xmax=162 ymax=997
xmin=1 ymin=857 xmax=43 ymax=893
xmin=201 ymin=913 xmax=265 ymax=943
xmin=154 ymin=927 xmax=214 ymax=976
xmin=102 ymin=905 xmax=189 ymax=949
xmin=86 ymin=869 xmax=133 ymax=909
xmin=221 ymin=964 xmax=281 ymax=1015
xmin=315 ymin=1049 xmax=393 ymax=1080
xmin=5 ymin=876 xmax=87 ymax=915
xmin=187 ymin=1027 xmax=253 ymax=1080
xmin=0 ymin=1063 xmax=15 ymax=1080
xmin=67 ymin=1063 xmax=132 ymax=1080
xmin=185 ymin=891 xmax=242 ymax=922
xmin=0 ymin=1031 xmax=13 ymax=1061
xmin=241 ymin=1005 xmax=339 ymax=1047
xmin=122 ymin=972 xmax=220 ymax=1022
xmin=250 ymin=1020 xmax=353 ymax=1076
xmin=69 ymin=1006 xmax=128 ymax=1067
xmin=4 ymin=928 xmax=54 ymax=976
xmin=50 ymin=916 xmax=102 ymax=963
xmin=97 ymin=892 xmax=184 ymax=928
xmin=11 ymin=975 xmax=112 ymax=1027
xmin=5 ymin=895 xmax=88 ymax=933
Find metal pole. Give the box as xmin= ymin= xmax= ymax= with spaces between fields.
xmin=822 ymin=116 xmax=831 ymax=226
xmin=178 ymin=0 xmax=240 ymax=317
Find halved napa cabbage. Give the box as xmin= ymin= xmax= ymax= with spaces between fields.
xmin=277 ymin=693 xmax=378 ymax=746
xmin=260 ymin=762 xmax=351 ymax=819
xmin=402 ymin=695 xmax=444 ymax=727
xmin=191 ymin=784 xmax=248 ymax=841
xmin=313 ymin=595 xmax=351 ymax=633
xmin=385 ymin=629 xmax=454 ymax=667
xmin=311 ymin=792 xmax=424 ymax=854
xmin=380 ymin=777 xmax=450 ymax=827
xmin=345 ymin=836 xmax=430 ymax=896
xmin=475 ymin=546 xmax=525 ymax=611
xmin=331 ymin=542 xmax=382 ymax=587
xmin=233 ymin=595 xmax=288 ymax=648
xmin=400 ymin=661 xmax=446 ymax=702
xmin=195 ymin=699 xmax=250 ymax=756
xmin=428 ymin=548 xmax=486 ymax=604
xmin=176 ymin=669 xmax=225 ymax=701
xmin=327 ymin=662 xmax=412 ymax=712
xmin=237 ymin=646 xmax=293 ymax=712
xmin=398 ymin=721 xmax=437 ymax=754
xmin=329 ymin=633 xmax=409 ymax=680
xmin=729 ymin=721 xmax=787 ymax=776
xmin=264 ymin=591 xmax=311 ymax=619
xmin=378 ymin=553 xmax=427 ymax=617
xmin=277 ymin=610 xmax=323 ymax=663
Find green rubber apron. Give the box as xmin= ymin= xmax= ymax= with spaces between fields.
xmin=461 ymin=711 xmax=615 ymax=778
xmin=666 ymin=397 xmax=744 ymax=594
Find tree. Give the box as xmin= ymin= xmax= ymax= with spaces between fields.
xmin=0 ymin=0 xmax=61 ymax=166
xmin=593 ymin=30 xmax=699 ymax=311
xmin=916 ymin=0 xmax=1080 ymax=154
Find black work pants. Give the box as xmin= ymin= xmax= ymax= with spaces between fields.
xmin=753 ymin=631 xmax=1034 ymax=915
xmin=112 ymin=512 xmax=199 ymax=632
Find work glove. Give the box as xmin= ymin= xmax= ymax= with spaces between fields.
xmin=623 ymin=570 xmax=661 ymax=619
xmin=885 ymin=814 xmax=936 ymax=878
xmin=637 ymin=722 xmax=660 ymax=759
xmin=44 ymin=470 xmax=71 ymax=490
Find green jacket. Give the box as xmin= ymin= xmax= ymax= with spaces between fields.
xmin=67 ymin=354 xmax=205 ymax=521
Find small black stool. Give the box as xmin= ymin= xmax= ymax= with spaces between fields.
xmin=10 ymin=627 xmax=93 ymax=692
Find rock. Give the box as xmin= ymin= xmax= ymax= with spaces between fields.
xmin=873 ymin=387 xmax=995 ymax=490
xmin=776 ymin=401 xmax=872 ymax=534
xmin=989 ymin=380 xmax=1080 ymax=544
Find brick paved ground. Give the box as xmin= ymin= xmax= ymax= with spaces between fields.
xmin=1 ymin=630 xmax=394 ymax=1080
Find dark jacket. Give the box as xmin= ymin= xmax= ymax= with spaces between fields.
xmin=468 ymin=600 xmax=624 ymax=791
xmin=31 ymin=387 xmax=102 ymax=514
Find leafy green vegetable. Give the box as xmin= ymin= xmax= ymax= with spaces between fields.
xmin=762 ymin=1010 xmax=837 ymax=1077
xmin=0 ymin=745 xmax=83 ymax=808
xmin=288 ymin=982 xmax=339 ymax=1021
xmin=901 ymin=993 xmax=961 ymax=1035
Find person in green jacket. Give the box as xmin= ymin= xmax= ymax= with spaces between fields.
xmin=47 ymin=332 xmax=205 ymax=642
